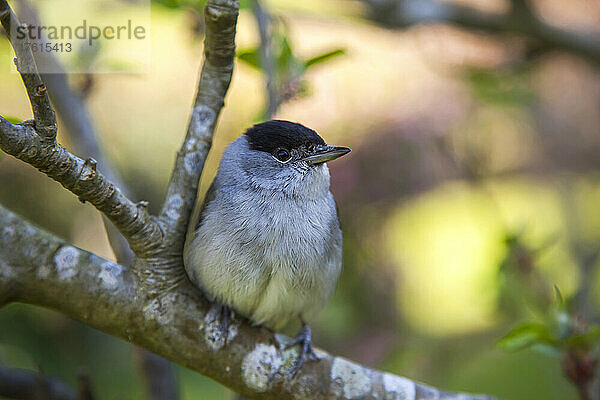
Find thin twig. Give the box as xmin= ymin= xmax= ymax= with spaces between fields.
xmin=363 ymin=0 xmax=600 ymax=65
xmin=252 ymin=0 xmax=279 ymax=119
xmin=14 ymin=0 xmax=135 ymax=266
xmin=158 ymin=0 xmax=239 ymax=250
xmin=0 ymin=118 xmax=163 ymax=254
xmin=0 ymin=1 xmax=163 ymax=256
xmin=0 ymin=0 xmax=56 ymax=138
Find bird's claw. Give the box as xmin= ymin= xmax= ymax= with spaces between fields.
xmin=207 ymin=302 xmax=234 ymax=345
xmin=285 ymin=323 xmax=322 ymax=377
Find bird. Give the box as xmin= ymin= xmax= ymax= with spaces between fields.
xmin=183 ymin=120 xmax=350 ymax=375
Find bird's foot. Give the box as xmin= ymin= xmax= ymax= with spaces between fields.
xmin=284 ymin=323 xmax=322 ymax=377
xmin=206 ymin=302 xmax=234 ymax=345
xmin=217 ymin=303 xmax=232 ymax=337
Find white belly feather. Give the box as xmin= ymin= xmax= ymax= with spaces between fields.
xmin=184 ymin=189 xmax=342 ymax=331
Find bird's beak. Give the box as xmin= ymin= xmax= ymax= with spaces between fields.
xmin=302 ymin=146 xmax=351 ymax=165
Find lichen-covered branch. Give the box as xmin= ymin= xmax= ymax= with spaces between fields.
xmin=0 ymin=1 xmax=163 ymax=256
xmin=0 ymin=0 xmax=497 ymax=398
xmin=363 ymin=0 xmax=600 ymax=66
xmin=14 ymin=0 xmax=135 ymax=266
xmin=0 ymin=0 xmax=56 ymax=138
xmin=0 ymin=119 xmax=163 ymax=255
xmin=0 ymin=205 xmax=495 ymax=400
xmin=159 ymin=0 xmax=238 ymax=246
xmin=12 ymin=3 xmax=179 ymax=394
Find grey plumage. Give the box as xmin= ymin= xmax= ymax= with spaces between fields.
xmin=184 ymin=131 xmax=344 ymax=331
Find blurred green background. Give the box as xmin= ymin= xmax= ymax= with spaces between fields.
xmin=1 ymin=0 xmax=600 ymax=399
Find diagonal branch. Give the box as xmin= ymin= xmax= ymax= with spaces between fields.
xmin=363 ymin=0 xmax=600 ymax=66
xmin=11 ymin=3 xmax=178 ymax=395
xmin=159 ymin=0 xmax=238 ymax=248
xmin=0 ymin=1 xmax=163 ymax=256
xmin=0 ymin=204 xmax=496 ymax=400
xmin=0 ymin=0 xmax=496 ymax=398
xmin=0 ymin=118 xmax=163 ymax=255
xmin=14 ymin=0 xmax=135 ymax=266
xmin=0 ymin=0 xmax=56 ymax=138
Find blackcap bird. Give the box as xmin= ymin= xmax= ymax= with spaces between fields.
xmin=184 ymin=120 xmax=350 ymax=375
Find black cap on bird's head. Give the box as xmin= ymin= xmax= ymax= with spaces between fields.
xmin=244 ymin=120 xmax=351 ymax=165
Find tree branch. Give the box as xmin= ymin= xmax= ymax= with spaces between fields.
xmin=363 ymin=0 xmax=600 ymax=66
xmin=0 ymin=118 xmax=163 ymax=255
xmin=0 ymin=0 xmax=497 ymax=398
xmin=0 ymin=204 xmax=496 ymax=400
xmin=13 ymin=0 xmax=135 ymax=266
xmin=0 ymin=0 xmax=56 ymax=138
xmin=252 ymin=0 xmax=279 ymax=119
xmin=158 ymin=0 xmax=238 ymax=247
xmin=0 ymin=2 xmax=163 ymax=257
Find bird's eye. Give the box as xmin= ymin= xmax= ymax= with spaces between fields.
xmin=274 ymin=148 xmax=291 ymax=162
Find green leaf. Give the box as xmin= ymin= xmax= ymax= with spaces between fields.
xmin=238 ymin=0 xmax=252 ymax=10
xmin=497 ymin=322 xmax=556 ymax=352
xmin=151 ymin=0 xmax=206 ymax=10
xmin=277 ymin=35 xmax=294 ymax=71
xmin=553 ymin=285 xmax=564 ymax=307
xmin=236 ymin=47 xmax=261 ymax=71
xmin=304 ymin=48 xmax=346 ymax=69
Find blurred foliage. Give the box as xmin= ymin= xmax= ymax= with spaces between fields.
xmin=497 ymin=230 xmax=600 ymax=396
xmin=237 ymin=8 xmax=345 ymax=119
xmin=465 ymin=67 xmax=536 ymax=108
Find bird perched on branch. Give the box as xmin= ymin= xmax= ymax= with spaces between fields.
xmin=184 ymin=120 xmax=350 ymax=375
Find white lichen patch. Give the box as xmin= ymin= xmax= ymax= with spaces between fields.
xmin=383 ymin=373 xmax=416 ymax=400
xmin=331 ymin=357 xmax=372 ymax=400
xmin=242 ymin=343 xmax=282 ymax=393
xmin=184 ymin=152 xmax=202 ymax=175
xmin=190 ymin=105 xmax=215 ymax=135
xmin=98 ymin=261 xmax=122 ymax=290
xmin=37 ymin=263 xmax=51 ymax=279
xmin=0 ymin=260 xmax=14 ymax=279
xmin=272 ymin=333 xmax=301 ymax=375
xmin=164 ymin=194 xmax=183 ymax=221
xmin=142 ymin=293 xmax=178 ymax=325
xmin=23 ymin=225 xmax=37 ymax=237
xmin=184 ymin=137 xmax=198 ymax=152
xmin=1 ymin=226 xmax=15 ymax=240
xmin=54 ymin=246 xmax=79 ymax=281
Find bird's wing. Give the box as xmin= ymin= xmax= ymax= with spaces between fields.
xmin=185 ymin=179 xmax=218 ymax=245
